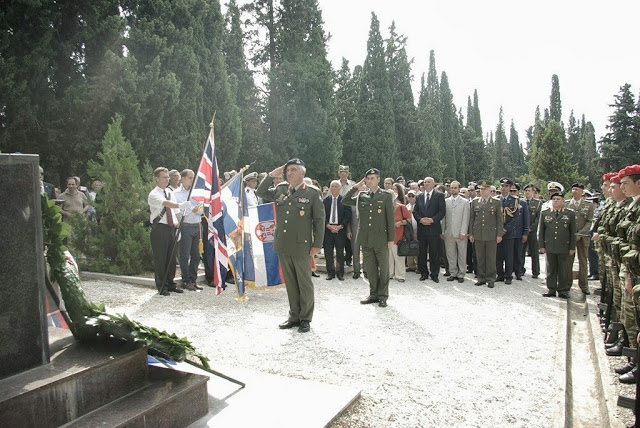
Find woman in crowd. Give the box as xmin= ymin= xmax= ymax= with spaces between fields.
xmin=389 ymin=183 xmax=412 ymax=282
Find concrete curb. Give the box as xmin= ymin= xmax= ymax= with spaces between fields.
xmin=80 ymin=271 xmax=206 ymax=288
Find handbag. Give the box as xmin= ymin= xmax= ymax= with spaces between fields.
xmin=397 ymin=239 xmax=419 ymax=257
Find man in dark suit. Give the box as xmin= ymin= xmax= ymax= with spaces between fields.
xmin=323 ymin=180 xmax=351 ymax=280
xmin=413 ymin=176 xmax=446 ymax=282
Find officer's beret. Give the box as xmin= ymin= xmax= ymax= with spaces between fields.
xmin=396 ymin=175 xmax=405 ymax=182
xmin=619 ymin=164 xmax=640 ymax=178
xmin=338 ymin=165 xmax=349 ymax=172
xmin=549 ymin=191 xmax=564 ymax=199
xmin=547 ymin=181 xmax=564 ymax=193
xmin=610 ymin=173 xmax=621 ymax=184
xmin=602 ymin=172 xmax=614 ymax=182
xmin=535 ymin=186 xmax=541 ymax=193
xmin=244 ymin=171 xmax=258 ymax=181
xmin=523 ymin=184 xmax=535 ymax=190
xmin=499 ymin=177 xmax=514 ymax=186
xmin=366 ymin=168 xmax=381 ymax=176
xmin=477 ymin=180 xmax=491 ymax=188
xmin=570 ymin=182 xmax=585 ymax=189
xmin=285 ymin=158 xmax=305 ymax=169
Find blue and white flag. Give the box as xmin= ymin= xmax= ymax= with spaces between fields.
xmin=245 ymin=203 xmax=284 ymax=289
xmin=221 ymin=173 xmax=249 ymax=298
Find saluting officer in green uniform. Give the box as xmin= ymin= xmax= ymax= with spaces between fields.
xmin=468 ymin=180 xmax=503 ymax=288
xmin=343 ymin=168 xmax=395 ymax=307
xmin=256 ymin=158 xmax=325 ymax=333
xmin=539 ymin=191 xmax=576 ymax=299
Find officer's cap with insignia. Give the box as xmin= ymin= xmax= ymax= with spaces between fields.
xmin=583 ymin=189 xmax=593 ymax=197
xmin=570 ymin=182 xmax=584 ymax=189
xmin=338 ymin=165 xmax=349 ymax=172
xmin=284 ymin=158 xmax=304 ymax=169
xmin=365 ymin=168 xmax=381 ymax=176
xmin=619 ymin=164 xmax=640 ymax=178
xmin=244 ymin=171 xmax=259 ymax=181
xmin=477 ymin=179 xmax=491 ymax=188
xmin=547 ymin=181 xmax=564 ymax=193
xmin=523 ymin=183 xmax=535 ymax=191
xmin=499 ymin=177 xmax=514 ymax=186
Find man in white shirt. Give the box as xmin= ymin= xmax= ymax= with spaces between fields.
xmin=148 ymin=167 xmax=190 ymax=296
xmin=244 ymin=172 xmax=260 ymax=207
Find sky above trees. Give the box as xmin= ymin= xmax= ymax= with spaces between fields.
xmin=317 ymin=0 xmax=640 ymax=142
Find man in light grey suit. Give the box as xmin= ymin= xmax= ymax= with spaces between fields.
xmin=442 ymin=181 xmax=470 ymax=283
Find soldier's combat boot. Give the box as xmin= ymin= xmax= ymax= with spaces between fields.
xmin=615 ymin=358 xmax=636 ymax=375
xmin=619 ymin=366 xmax=638 ymax=384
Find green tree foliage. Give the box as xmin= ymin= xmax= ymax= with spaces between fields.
xmin=440 ymin=72 xmax=465 ymax=183
xmin=550 ymin=74 xmax=562 ymax=123
xmin=386 ymin=23 xmax=417 ymax=180
xmin=599 ymin=84 xmax=640 ymax=172
xmin=335 ymin=60 xmax=359 ymax=171
xmin=415 ymin=50 xmax=443 ymax=179
xmin=462 ymin=95 xmax=488 ymax=182
xmin=70 ymin=116 xmax=153 ymax=274
xmin=581 ymin=117 xmax=600 ymax=187
xmin=528 ymin=119 xmax=583 ymax=188
xmin=353 ymin=13 xmax=396 ymax=177
xmin=492 ymin=108 xmax=510 ymax=180
xmin=509 ymin=120 xmax=526 ymax=178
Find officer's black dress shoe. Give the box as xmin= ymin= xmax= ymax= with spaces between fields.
xmin=467 ymin=268 xmax=473 ymax=273
xmin=337 ymin=274 xmax=344 ymax=281
xmin=558 ymin=292 xmax=569 ymax=299
xmin=420 ymin=275 xmax=428 ymax=281
xmin=542 ymin=291 xmax=557 ymax=297
xmin=443 ymin=272 xmax=451 ymax=277
xmin=160 ymin=289 xmax=171 ymax=296
xmin=298 ymin=320 xmax=310 ymax=333
xmin=496 ymin=278 xmax=504 ymax=282
xmin=431 ymin=276 xmax=439 ymax=283
xmin=457 ymin=277 xmax=464 ymax=283
xmin=589 ymin=275 xmax=600 ymax=280
xmin=582 ymin=289 xmax=591 ymax=295
xmin=168 ymin=287 xmax=184 ymax=293
xmin=360 ymin=296 xmax=379 ymax=304
xmin=312 ymin=271 xmax=320 ymax=277
xmin=532 ymin=275 xmax=539 ymax=279
xmin=620 ymin=366 xmax=638 ymax=384
xmin=475 ymin=281 xmax=485 ymax=286
xmin=353 ymin=272 xmax=360 ymax=279
xmin=378 ymin=299 xmax=387 ymax=307
xmin=447 ymin=276 xmax=457 ymax=282
xmin=279 ymin=320 xmax=300 ymax=329
xmin=516 ymin=276 xmax=523 ymax=281
xmin=487 ymin=282 xmax=494 ymax=288
xmin=505 ymin=279 xmax=512 ymax=285
xmin=606 ymin=343 xmax=624 ymax=356
xmin=615 ymin=361 xmax=636 ymax=375
xmin=326 ymin=275 xmax=335 ymax=280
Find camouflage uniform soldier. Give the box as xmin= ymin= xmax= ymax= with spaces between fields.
xmin=592 ymin=173 xmax=614 ymax=297
xmin=343 ymin=168 xmax=395 ymax=307
xmin=539 ymin=191 xmax=576 ymax=299
xmin=610 ymin=166 xmax=640 ymax=376
xmin=468 ymin=180 xmax=503 ymax=289
xmin=256 ymin=159 xmax=325 ymax=333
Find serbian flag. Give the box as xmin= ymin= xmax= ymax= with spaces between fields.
xmin=191 ymin=128 xmax=228 ymax=294
xmin=221 ymin=173 xmax=249 ymax=299
xmin=245 ymin=203 xmax=284 ymax=288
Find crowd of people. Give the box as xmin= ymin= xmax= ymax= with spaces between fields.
xmin=40 ymin=166 xmax=102 ymax=222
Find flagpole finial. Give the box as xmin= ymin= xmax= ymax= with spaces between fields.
xmin=209 ymin=111 xmax=216 ymax=128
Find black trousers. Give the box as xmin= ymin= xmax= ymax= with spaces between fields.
xmin=418 ymin=233 xmax=440 ymax=278
xmin=324 ymin=230 xmax=346 ymax=276
xmin=201 ymin=217 xmax=213 ymax=284
xmin=588 ymin=240 xmax=599 ymax=277
xmin=522 ymin=234 xmax=540 ymax=276
xmin=467 ymin=239 xmax=477 ymax=273
xmin=344 ymin=235 xmax=353 ymax=264
xmin=497 ymin=237 xmax=517 ymax=280
xmin=150 ymin=224 xmax=178 ymax=292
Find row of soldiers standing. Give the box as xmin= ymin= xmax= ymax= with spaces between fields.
xmin=594 ymin=166 xmax=640 ymax=396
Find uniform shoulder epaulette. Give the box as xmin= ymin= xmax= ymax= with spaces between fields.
xmin=491 ymin=195 xmax=501 ymax=201
xmin=306 ymin=183 xmax=321 ymax=193
xmin=275 ymin=181 xmax=289 ymax=188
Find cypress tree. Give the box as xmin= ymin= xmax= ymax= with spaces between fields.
xmin=528 ymin=119 xmax=581 ymax=186
xmin=550 ymin=74 xmax=562 ymax=123
xmin=335 ymin=59 xmax=359 ymax=172
xmin=386 ymin=22 xmax=417 ymax=179
xmin=492 ymin=108 xmax=509 ymax=180
xmin=415 ymin=50 xmax=443 ymax=179
xmin=440 ymin=72 xmax=464 ymax=182
xmin=508 ymin=120 xmax=526 ymax=177
xmin=599 ymin=84 xmax=640 ymax=171
xmin=581 ymin=117 xmax=600 ymax=186
xmin=353 ymin=12 xmax=396 ymax=177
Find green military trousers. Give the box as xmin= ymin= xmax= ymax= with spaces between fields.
xmin=362 ymin=245 xmax=390 ymax=300
xmin=279 ymin=252 xmax=315 ymax=322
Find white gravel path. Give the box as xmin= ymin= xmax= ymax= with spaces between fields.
xmin=82 ymin=265 xmax=566 ymax=427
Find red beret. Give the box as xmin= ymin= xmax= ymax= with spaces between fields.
xmin=610 ymin=173 xmax=621 ymax=184
xmin=602 ymin=172 xmax=614 ymax=182
xmin=620 ymin=165 xmax=640 ymax=178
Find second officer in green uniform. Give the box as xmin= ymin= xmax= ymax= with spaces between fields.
xmin=257 ymin=158 xmax=324 ymax=333
xmin=343 ymin=168 xmax=395 ymax=307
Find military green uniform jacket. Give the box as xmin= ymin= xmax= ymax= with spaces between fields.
xmin=468 ymin=197 xmax=503 ymax=241
xmin=564 ymin=198 xmax=595 ymax=237
xmin=256 ymin=176 xmax=325 ymax=256
xmin=526 ymin=198 xmax=542 ymax=235
xmin=342 ymin=186 xmax=394 ymax=247
xmin=539 ymin=208 xmax=576 ymax=253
